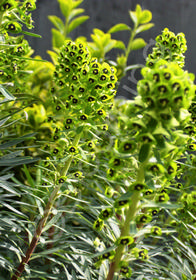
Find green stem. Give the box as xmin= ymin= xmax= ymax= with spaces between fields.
xmin=11 ymin=131 xmax=83 ymax=280
xmin=106 ymin=160 xmax=147 ymax=280
xmin=125 ymin=24 xmax=138 ymax=61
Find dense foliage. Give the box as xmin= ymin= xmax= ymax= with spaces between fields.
xmin=0 ymin=1 xmax=196 ymax=280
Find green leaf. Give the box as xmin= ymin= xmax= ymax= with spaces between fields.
xmin=67 ymin=15 xmax=89 ymax=34
xmin=47 ymin=50 xmax=59 ymax=64
xmin=0 ymin=85 xmax=15 ymax=101
xmin=129 ymin=11 xmax=138 ymax=26
xmin=68 ymin=8 xmax=85 ymax=22
xmin=125 ymin=64 xmax=143 ymax=72
xmin=72 ymin=0 xmax=83 ymax=9
xmin=139 ymin=143 xmax=151 ymax=162
xmin=113 ymin=40 xmax=126 ymax=50
xmin=136 ymin=23 xmax=154 ymax=34
xmin=131 ymin=38 xmax=146 ymax=50
xmin=103 ymin=40 xmax=116 ymax=53
xmin=139 ymin=10 xmax=152 ymax=24
xmin=58 ymin=0 xmax=72 ymax=18
xmin=93 ymin=28 xmax=105 ymax=37
xmin=108 ymin=23 xmax=131 ymax=34
xmin=22 ymin=31 xmax=42 ymax=38
xmin=51 ymin=28 xmax=65 ymax=49
xmin=48 ymin=15 xmax=64 ymax=33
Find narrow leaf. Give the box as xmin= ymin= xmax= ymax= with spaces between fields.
xmin=136 ymin=23 xmax=154 ymax=34
xmin=0 ymin=85 xmax=15 ymax=100
xmin=67 ymin=15 xmax=89 ymax=34
xmin=22 ymin=31 xmax=42 ymax=38
xmin=139 ymin=143 xmax=150 ymax=162
xmin=48 ymin=15 xmax=65 ymax=33
xmin=52 ymin=28 xmax=65 ymax=49
xmin=58 ymin=0 xmax=72 ymax=18
xmin=68 ymin=8 xmax=85 ymax=21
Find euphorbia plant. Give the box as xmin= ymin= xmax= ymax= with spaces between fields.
xmin=1 ymin=0 xmax=196 ymax=280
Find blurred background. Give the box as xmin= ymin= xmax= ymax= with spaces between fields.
xmin=29 ymin=0 xmax=196 ymax=98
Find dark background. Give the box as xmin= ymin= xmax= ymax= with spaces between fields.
xmin=28 ymin=0 xmax=196 ymax=98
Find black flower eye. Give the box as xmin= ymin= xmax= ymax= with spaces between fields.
xmin=101 ymin=95 xmax=107 ymax=101
xmin=56 ymin=105 xmax=61 ymax=111
xmin=103 ymin=68 xmax=108 ymax=74
xmin=59 ymin=80 xmax=64 ymax=86
xmin=170 ymin=37 xmax=176 ymax=42
xmin=172 ymin=82 xmax=181 ymax=91
xmin=167 ymin=166 xmax=174 ymax=174
xmin=17 ymin=46 xmax=23 ymax=52
xmin=95 ymin=85 xmax=102 ymax=90
xmin=164 ymin=72 xmax=171 ymax=80
xmin=100 ymin=75 xmax=106 ymax=81
xmin=78 ymin=49 xmax=84 ymax=54
xmin=66 ymin=119 xmax=72 ymax=124
xmin=79 ymin=87 xmax=85 ymax=92
xmin=71 ymin=45 xmax=77 ymax=50
xmin=97 ymin=109 xmax=103 ymax=115
xmin=58 ymin=178 xmax=65 ymax=183
xmin=153 ymin=73 xmax=160 ymax=82
xmin=72 ymin=98 xmax=78 ymax=104
xmin=110 ymin=75 xmax=115 ymax=81
xmin=64 ymin=58 xmax=70 ymax=63
xmin=107 ymin=83 xmax=113 ymax=88
xmin=69 ymin=147 xmax=76 ymax=153
xmin=8 ymin=23 xmax=16 ymax=31
xmin=92 ymin=63 xmax=98 ymax=68
xmin=53 ymin=148 xmax=59 ymax=154
xmin=76 ymin=56 xmax=82 ymax=61
xmin=159 ymin=98 xmax=169 ymax=107
xmin=113 ymin=158 xmax=121 ymax=166
xmin=68 ymin=94 xmax=74 ymax=99
xmin=124 ymin=143 xmax=132 ymax=151
xmin=152 ymin=209 xmax=158 ymax=215
xmin=71 ymin=63 xmax=77 ymax=68
xmin=158 ymin=85 xmax=167 ymax=93
xmin=65 ymin=67 xmax=70 ymax=72
xmin=148 ymin=62 xmax=154 ymax=67
xmin=174 ymin=96 xmax=182 ymax=103
xmin=88 ymin=96 xmax=94 ymax=102
xmin=72 ymin=75 xmax=77 ymax=81
xmin=163 ymin=40 xmax=168 ymax=46
xmin=80 ymin=115 xmax=87 ymax=120
xmin=3 ymin=3 xmax=12 ymax=9
xmin=150 ymin=165 xmax=159 ymax=172
xmin=172 ymin=44 xmax=178 ymax=49
xmin=69 ymin=51 xmax=75 ymax=57
xmin=89 ymin=78 xmax=95 ymax=83
xmin=53 ymin=135 xmax=59 ymax=140
xmin=82 ymin=69 xmax=87 ymax=75
xmin=93 ymin=69 xmax=99 ymax=75
xmin=78 ymin=43 xmax=83 ymax=48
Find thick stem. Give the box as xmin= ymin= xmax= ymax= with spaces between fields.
xmin=106 ymin=192 xmax=140 ymax=280
xmin=11 ymin=131 xmax=82 ymax=280
xmin=106 ymin=160 xmax=147 ymax=280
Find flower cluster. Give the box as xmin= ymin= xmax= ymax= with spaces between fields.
xmin=53 ymin=40 xmax=117 ymax=130
xmin=1 ymin=0 xmax=36 ymax=31
xmin=0 ymin=0 xmax=34 ymax=91
xmin=146 ymin=28 xmax=187 ymax=67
